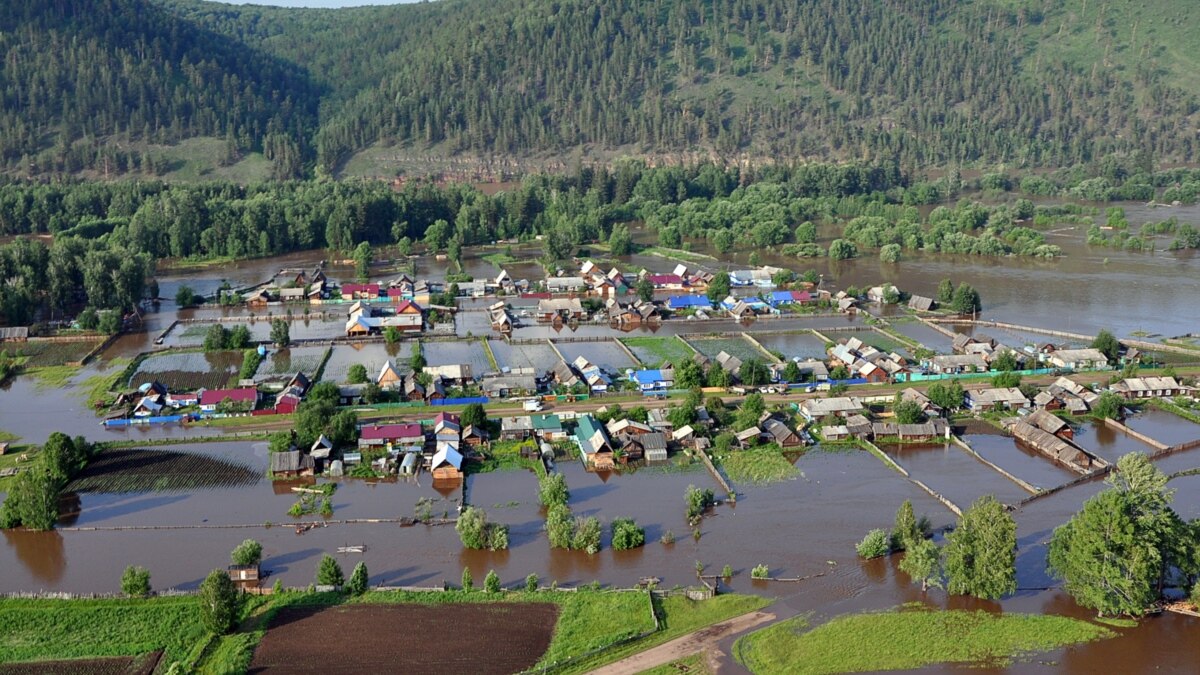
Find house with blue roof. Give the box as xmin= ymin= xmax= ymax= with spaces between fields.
xmin=667 ymin=295 xmax=711 ymax=310
xmin=629 ymin=369 xmax=673 ymax=393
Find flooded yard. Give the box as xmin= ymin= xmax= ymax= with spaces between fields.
xmin=965 ymin=434 xmax=1079 ymax=492
xmin=424 ymin=339 xmax=493 ymax=374
xmin=1072 ymin=419 xmax=1161 ymax=464
xmin=320 ymin=343 xmax=406 ymax=383
xmin=881 ymin=442 xmax=1031 ymax=510
xmin=751 ymin=332 xmax=829 ymax=360
xmin=1122 ymin=408 xmax=1200 ymax=448
xmin=554 ymin=340 xmax=638 ymax=373
xmin=888 ymin=321 xmax=956 ymax=353
xmin=488 ymin=340 xmax=558 ymax=372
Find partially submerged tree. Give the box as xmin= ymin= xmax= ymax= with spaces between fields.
xmin=230 ymin=539 xmax=263 ymax=567
xmin=121 ymin=565 xmax=151 ymax=598
xmin=944 ymin=495 xmax=1016 ymax=600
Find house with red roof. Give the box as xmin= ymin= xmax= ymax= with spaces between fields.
xmin=358 ymin=423 xmax=424 ymax=448
xmin=340 ymin=283 xmax=381 ymax=300
xmin=646 ymin=274 xmax=684 ymax=290
xmin=198 ymin=388 xmax=259 ymax=413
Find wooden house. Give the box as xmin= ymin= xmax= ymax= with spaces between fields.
xmin=377 ymin=360 xmax=403 ymax=388
xmin=430 ymin=445 xmax=464 ymax=480
xmin=269 ymin=450 xmax=314 ymax=478
xmin=462 ymin=425 xmax=490 ymax=447
xmin=227 ymin=565 xmax=261 ymax=589
xmin=760 ymin=417 xmax=804 ymax=448
xmin=402 ymin=377 xmax=424 ymax=402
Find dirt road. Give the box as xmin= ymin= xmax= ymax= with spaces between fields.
xmin=590 ymin=609 xmax=776 ymax=675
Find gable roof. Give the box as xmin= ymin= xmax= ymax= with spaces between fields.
xmin=199 ymin=388 xmax=258 ymax=406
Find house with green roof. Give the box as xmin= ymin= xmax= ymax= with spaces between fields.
xmin=531 ymin=413 xmax=567 ymax=441
xmin=574 ymin=414 xmax=614 ymax=469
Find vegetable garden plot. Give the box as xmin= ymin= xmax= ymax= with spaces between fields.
xmin=259 ymin=347 xmax=327 ymax=377
xmin=130 ymin=351 xmax=243 ymax=391
xmin=11 ymin=340 xmax=101 ymax=367
xmin=249 ymin=604 xmax=559 ymax=675
xmin=621 ymin=336 xmax=693 ymax=367
xmin=66 ymin=449 xmax=261 ymax=493
xmin=320 ymin=343 xmax=405 ymax=383
xmin=688 ymin=336 xmax=761 ymax=363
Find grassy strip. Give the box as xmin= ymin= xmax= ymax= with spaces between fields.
xmin=0 ymin=596 xmax=210 ymax=667
xmin=639 ymin=246 xmax=717 ymax=263
xmin=714 ymin=445 xmax=800 ymax=485
xmin=1148 ymin=398 xmax=1200 ymax=425
xmin=482 ymin=252 xmax=520 ymax=267
xmin=481 ymin=337 xmax=499 ymax=371
xmin=556 ymin=594 xmax=771 ymax=675
xmin=27 ymin=364 xmax=80 ymax=389
xmin=733 ymin=605 xmax=1113 ymax=675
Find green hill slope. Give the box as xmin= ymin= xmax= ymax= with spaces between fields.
xmin=4 ymin=0 xmax=1199 ymax=178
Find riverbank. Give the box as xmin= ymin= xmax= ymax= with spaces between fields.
xmin=733 ymin=604 xmax=1116 ymax=674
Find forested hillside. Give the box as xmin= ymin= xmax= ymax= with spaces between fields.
xmin=0 ymin=0 xmax=318 ymax=177
xmin=2 ymin=0 xmax=1198 ymax=178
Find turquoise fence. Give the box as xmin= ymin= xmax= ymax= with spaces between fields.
xmin=897 ymin=367 xmax=1059 ymax=383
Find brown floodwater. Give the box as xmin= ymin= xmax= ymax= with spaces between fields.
xmin=880 ymin=442 xmax=1032 ymax=510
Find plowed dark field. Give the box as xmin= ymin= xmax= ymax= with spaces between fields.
xmin=249 ymin=603 xmax=559 ymax=674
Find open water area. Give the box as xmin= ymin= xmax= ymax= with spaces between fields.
xmin=1 ymin=208 xmax=1200 ymax=671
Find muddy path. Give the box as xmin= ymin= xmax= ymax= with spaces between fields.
xmin=590 ymin=609 xmax=776 ymax=675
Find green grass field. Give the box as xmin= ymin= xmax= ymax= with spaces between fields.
xmin=623 ymin=336 xmax=695 ymax=368
xmin=716 ymin=445 xmax=801 ymax=485
xmin=0 ymin=597 xmax=210 ymax=666
xmin=734 ymin=605 xmax=1114 ymax=674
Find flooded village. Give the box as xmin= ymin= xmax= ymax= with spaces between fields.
xmin=2 ymin=206 xmax=1200 ymax=673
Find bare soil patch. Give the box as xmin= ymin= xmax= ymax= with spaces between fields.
xmin=249 ymin=603 xmax=559 ymax=674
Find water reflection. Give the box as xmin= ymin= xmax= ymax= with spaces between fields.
xmin=3 ymin=528 xmax=66 ymax=584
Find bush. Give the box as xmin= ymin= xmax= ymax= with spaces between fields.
xmin=347 ymin=562 xmax=369 ymax=595
xmin=175 ymin=285 xmax=198 ymax=308
xmin=525 ymin=573 xmax=539 ymax=592
xmin=316 ymin=554 xmax=344 ymax=587
xmin=661 ymin=530 xmax=676 ymax=545
xmin=610 ymin=518 xmax=646 ymax=551
xmin=856 ymin=529 xmax=891 ymax=559
xmin=121 ymin=565 xmax=151 ymax=598
xmin=347 ymin=364 xmax=368 ymax=384
xmin=722 ymin=564 xmax=734 ymax=578
xmin=230 ymin=539 xmax=263 ymax=567
xmin=199 ymin=569 xmax=239 ymax=635
xmin=572 ymin=516 xmax=602 ymax=555
xmin=485 ymin=569 xmax=501 ymax=593
xmin=751 ymin=564 xmax=770 ymax=579
xmin=461 ymin=567 xmax=473 ymax=590
xmin=685 ymin=485 xmax=716 ymax=521
xmin=538 ymin=473 xmax=570 ymax=508
xmin=456 ymin=506 xmax=509 ymax=550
